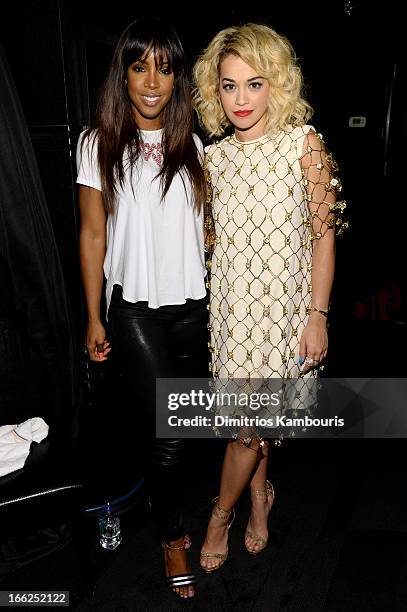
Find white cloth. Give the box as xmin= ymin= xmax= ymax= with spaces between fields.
xmin=76 ymin=129 xmax=207 ymax=313
xmin=0 ymin=417 xmax=49 ymax=477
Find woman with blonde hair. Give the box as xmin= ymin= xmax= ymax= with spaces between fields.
xmin=193 ymin=23 xmax=346 ymax=571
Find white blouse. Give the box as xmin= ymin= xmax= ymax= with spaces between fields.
xmin=76 ymin=129 xmax=207 ymax=312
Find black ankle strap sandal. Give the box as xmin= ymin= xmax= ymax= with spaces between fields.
xmin=162 ymin=538 xmax=197 ymax=598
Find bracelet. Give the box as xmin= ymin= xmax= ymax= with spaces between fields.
xmin=310 ymin=306 xmax=329 ymax=318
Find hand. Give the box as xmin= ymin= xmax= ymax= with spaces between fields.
xmin=86 ymin=320 xmax=111 ymax=362
xmin=299 ymin=312 xmax=328 ymax=373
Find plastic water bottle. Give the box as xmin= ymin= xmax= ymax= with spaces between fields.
xmin=98 ymin=503 xmax=122 ymax=550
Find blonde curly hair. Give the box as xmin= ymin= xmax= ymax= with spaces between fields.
xmin=192 ymin=23 xmax=313 ymax=137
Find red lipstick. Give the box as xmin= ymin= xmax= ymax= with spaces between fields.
xmin=234 ymin=110 xmax=253 ymax=117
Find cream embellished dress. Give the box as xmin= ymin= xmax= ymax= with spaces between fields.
xmin=205 ymin=125 xmax=346 ymax=384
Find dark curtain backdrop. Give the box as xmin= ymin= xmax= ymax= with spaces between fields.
xmin=0 ymin=43 xmax=78 ymax=441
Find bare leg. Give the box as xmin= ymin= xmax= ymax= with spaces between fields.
xmin=200 ymin=438 xmax=262 ymax=571
xmin=249 ymin=440 xmax=269 ymax=489
xmin=163 ymin=535 xmax=195 ymax=599
xmin=245 ymin=441 xmax=275 ymax=553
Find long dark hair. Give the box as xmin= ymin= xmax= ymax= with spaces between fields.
xmin=83 ymin=17 xmax=206 ymax=215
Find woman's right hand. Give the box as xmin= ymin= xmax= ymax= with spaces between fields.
xmin=86 ymin=320 xmax=111 ymax=362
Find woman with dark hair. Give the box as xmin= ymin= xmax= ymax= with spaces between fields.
xmin=77 ymin=17 xmax=208 ymax=599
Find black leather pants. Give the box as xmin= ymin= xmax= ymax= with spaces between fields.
xmin=108 ymin=285 xmax=208 ymax=541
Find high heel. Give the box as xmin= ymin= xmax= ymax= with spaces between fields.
xmin=200 ymin=497 xmax=235 ymax=573
xmin=162 ymin=535 xmax=196 ymax=598
xmin=245 ymin=480 xmax=275 ymax=555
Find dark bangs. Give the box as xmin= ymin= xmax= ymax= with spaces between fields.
xmin=122 ymin=19 xmax=184 ymax=76
xmin=92 ymin=16 xmax=206 ymax=215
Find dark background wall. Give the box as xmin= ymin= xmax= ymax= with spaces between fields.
xmin=0 ymin=0 xmax=404 ymax=375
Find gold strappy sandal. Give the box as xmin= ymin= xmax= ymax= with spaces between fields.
xmin=245 ymin=480 xmax=275 ymax=555
xmin=200 ymin=497 xmax=235 ymax=573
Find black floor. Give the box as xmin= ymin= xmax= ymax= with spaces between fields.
xmin=2 ymin=438 xmax=407 ymax=612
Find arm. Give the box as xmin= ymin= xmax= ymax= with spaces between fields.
xmin=299 ymin=131 xmax=338 ymax=372
xmin=79 ymin=185 xmax=110 ymax=361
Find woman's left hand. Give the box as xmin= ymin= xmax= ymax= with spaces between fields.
xmin=299 ymin=312 xmax=328 ymax=373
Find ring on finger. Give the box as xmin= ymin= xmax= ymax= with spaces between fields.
xmin=305 ymin=356 xmax=316 ymax=365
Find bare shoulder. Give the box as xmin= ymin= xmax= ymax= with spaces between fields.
xmin=299 ymin=127 xmax=327 ymax=170
xmin=303 ymin=128 xmax=324 ymax=150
